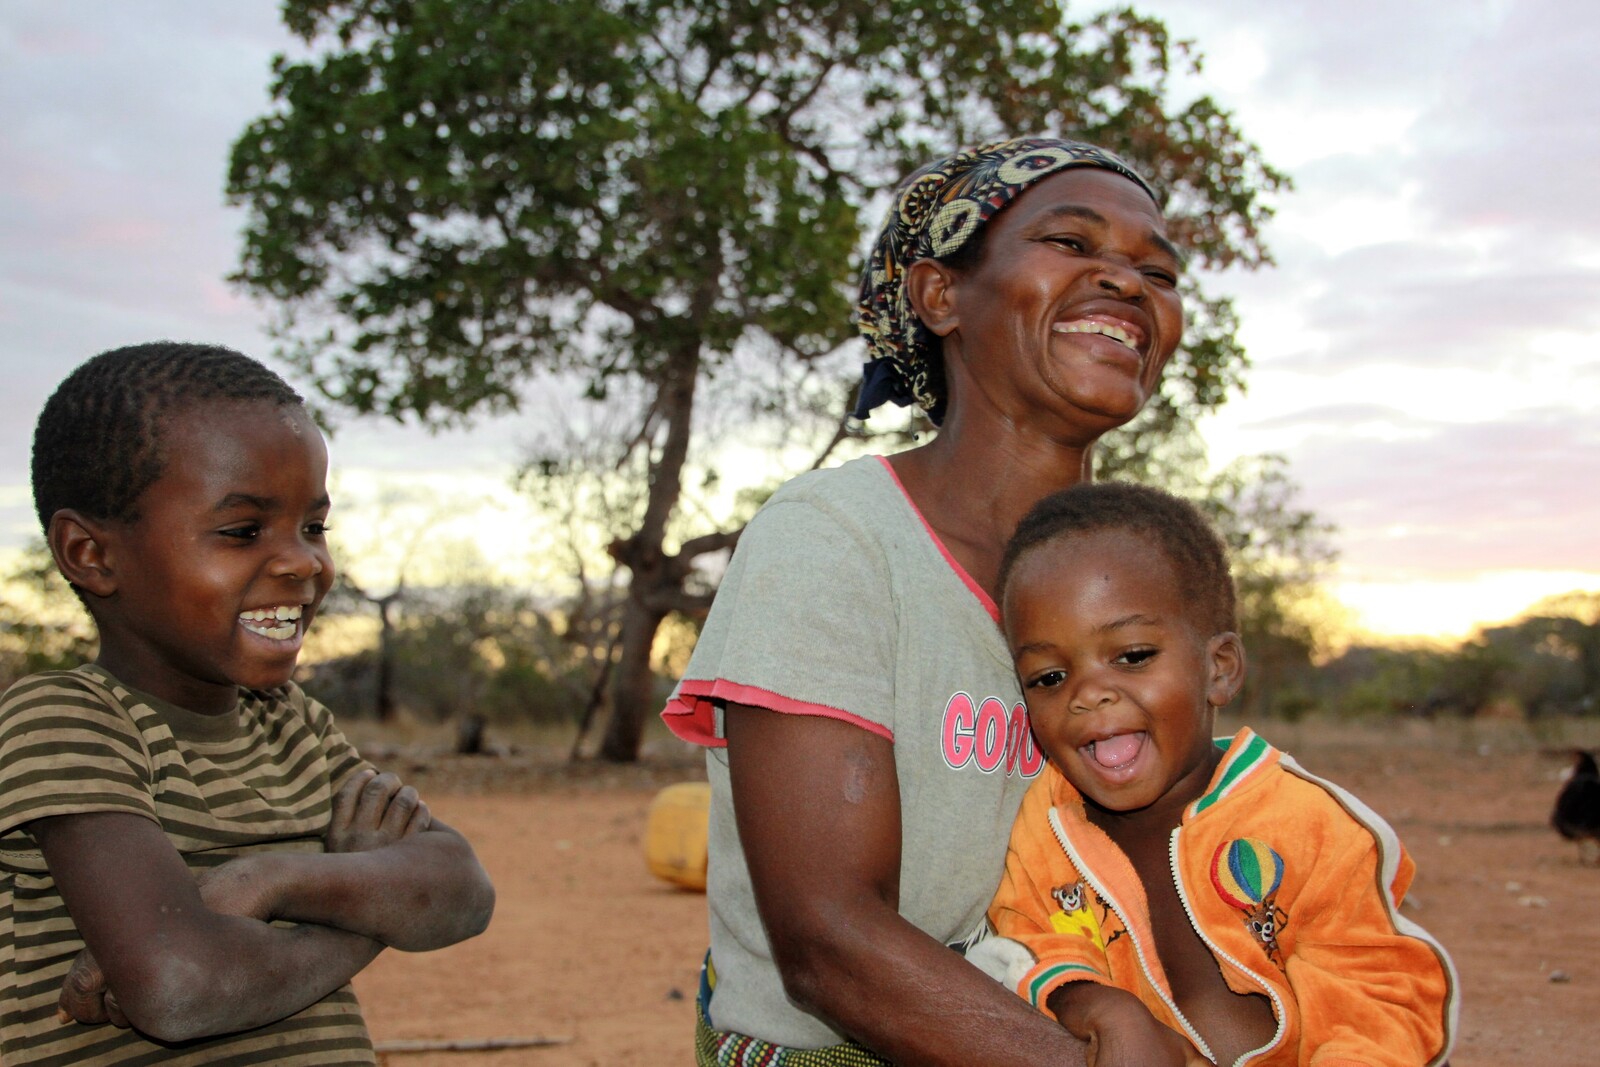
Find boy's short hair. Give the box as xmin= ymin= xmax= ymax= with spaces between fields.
xmin=32 ymin=341 xmax=303 ymax=530
xmin=999 ymin=481 xmax=1237 ymax=635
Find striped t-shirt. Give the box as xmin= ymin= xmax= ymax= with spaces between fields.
xmin=0 ymin=665 xmax=377 ymax=1065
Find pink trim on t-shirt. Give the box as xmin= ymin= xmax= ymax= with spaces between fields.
xmin=875 ymin=455 xmax=1000 ymax=622
xmin=662 ymin=678 xmax=895 ymax=749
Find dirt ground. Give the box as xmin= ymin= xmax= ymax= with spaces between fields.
xmin=348 ymin=717 xmax=1600 ymax=1066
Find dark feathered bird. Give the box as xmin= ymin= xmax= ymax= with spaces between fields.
xmin=1552 ymin=749 xmax=1600 ymax=866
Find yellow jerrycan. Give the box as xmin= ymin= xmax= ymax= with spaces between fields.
xmin=644 ymin=781 xmax=710 ymax=891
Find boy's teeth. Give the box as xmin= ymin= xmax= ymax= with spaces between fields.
xmin=240 ymin=606 xmax=302 ymax=622
xmin=240 ymin=606 xmax=302 ymax=640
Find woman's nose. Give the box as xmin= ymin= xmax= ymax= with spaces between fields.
xmin=1093 ymin=262 xmax=1143 ymax=297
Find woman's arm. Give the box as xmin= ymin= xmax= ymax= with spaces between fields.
xmin=725 ymin=703 xmax=1093 ymax=1066
xmin=35 ymin=811 xmax=382 ymax=1043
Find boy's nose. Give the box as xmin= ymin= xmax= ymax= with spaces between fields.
xmin=1069 ymin=680 xmax=1117 ymax=715
xmin=272 ymin=543 xmax=326 ymax=579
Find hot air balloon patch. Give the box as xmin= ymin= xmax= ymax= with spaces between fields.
xmin=1211 ymin=838 xmax=1289 ymax=967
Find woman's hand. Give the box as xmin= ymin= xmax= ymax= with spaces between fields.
xmin=1049 ymin=982 xmax=1212 ymax=1067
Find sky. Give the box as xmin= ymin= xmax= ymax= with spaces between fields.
xmin=1 ymin=0 xmax=1596 ymax=642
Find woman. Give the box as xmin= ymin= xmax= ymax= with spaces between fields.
xmin=663 ymin=137 xmax=1187 ymax=1065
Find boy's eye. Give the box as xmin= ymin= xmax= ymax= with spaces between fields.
xmin=304 ymin=521 xmax=331 ymax=537
xmin=1115 ymin=648 xmax=1158 ymax=667
xmin=1028 ymin=669 xmax=1067 ymax=690
xmin=219 ymin=524 xmax=261 ymax=540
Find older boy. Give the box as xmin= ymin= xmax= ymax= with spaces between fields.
xmin=0 ymin=343 xmax=494 ymax=1064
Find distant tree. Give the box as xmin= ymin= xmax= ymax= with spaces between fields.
xmin=228 ymin=0 xmax=1287 ymax=760
xmin=1472 ymin=594 xmax=1600 ymax=717
xmin=1191 ymin=454 xmax=1337 ymax=717
xmin=0 ymin=543 xmax=96 ymax=690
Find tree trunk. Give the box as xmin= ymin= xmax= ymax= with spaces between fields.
xmin=598 ymin=594 xmax=668 ymax=761
xmin=596 ymin=337 xmax=702 ymax=762
xmin=375 ymin=596 xmax=397 ymax=722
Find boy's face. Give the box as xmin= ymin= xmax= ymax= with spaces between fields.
xmin=89 ymin=399 xmax=334 ymax=715
xmin=1003 ymin=528 xmax=1242 ymax=821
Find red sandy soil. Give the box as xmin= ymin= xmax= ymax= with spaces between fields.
xmin=350 ymin=718 xmax=1600 ymax=1066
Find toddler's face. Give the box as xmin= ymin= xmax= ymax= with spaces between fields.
xmin=1002 ymin=529 xmax=1239 ymax=820
xmin=94 ymin=399 xmax=334 ymax=714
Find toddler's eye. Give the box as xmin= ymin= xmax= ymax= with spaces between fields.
xmin=1115 ymin=648 xmax=1158 ymax=667
xmin=1028 ymin=669 xmax=1067 ymax=690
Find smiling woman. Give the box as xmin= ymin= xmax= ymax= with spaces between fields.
xmin=660 ymin=137 xmax=1191 ymax=1066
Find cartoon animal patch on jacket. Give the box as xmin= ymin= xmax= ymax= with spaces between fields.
xmin=1212 ymin=837 xmax=1289 ymax=967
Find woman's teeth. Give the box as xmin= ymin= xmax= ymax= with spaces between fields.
xmin=240 ymin=606 xmax=301 ymax=640
xmin=1052 ymin=321 xmax=1137 ymax=350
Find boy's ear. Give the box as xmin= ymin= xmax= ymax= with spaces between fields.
xmin=904 ymin=257 xmax=961 ymax=338
xmin=48 ymin=510 xmax=117 ymax=598
xmin=1206 ymin=632 xmax=1246 ymax=709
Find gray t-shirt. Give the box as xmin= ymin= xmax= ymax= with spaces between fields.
xmin=664 ymin=455 xmax=1044 ymax=1048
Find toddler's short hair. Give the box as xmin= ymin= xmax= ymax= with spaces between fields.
xmin=32 ymin=341 xmax=303 ymax=530
xmin=1000 ymin=482 xmax=1237 ymax=635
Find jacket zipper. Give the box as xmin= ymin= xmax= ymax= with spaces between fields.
xmin=1046 ymin=806 xmax=1215 ymax=1064
xmin=1168 ymin=826 xmax=1287 ymax=1066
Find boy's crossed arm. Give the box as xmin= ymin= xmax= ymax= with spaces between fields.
xmin=36 ymin=769 xmax=494 ymax=1043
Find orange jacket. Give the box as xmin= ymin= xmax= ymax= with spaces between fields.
xmin=987 ymin=730 xmax=1457 ymax=1066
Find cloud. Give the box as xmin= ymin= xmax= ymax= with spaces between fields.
xmin=1283 ymin=408 xmax=1600 ymax=572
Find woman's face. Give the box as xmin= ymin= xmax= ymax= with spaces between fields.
xmin=932 ymin=167 xmax=1185 ymax=438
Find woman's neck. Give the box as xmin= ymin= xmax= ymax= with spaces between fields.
xmin=888 ymin=425 xmax=1096 ymax=599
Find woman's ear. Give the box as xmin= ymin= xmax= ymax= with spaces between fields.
xmin=905 ymin=257 xmax=961 ymax=338
xmin=1206 ymin=632 xmax=1247 ymax=709
xmin=48 ymin=510 xmax=117 ymax=598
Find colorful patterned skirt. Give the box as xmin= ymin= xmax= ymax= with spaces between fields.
xmin=694 ymin=953 xmax=892 ymax=1067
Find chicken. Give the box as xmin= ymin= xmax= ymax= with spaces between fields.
xmin=1552 ymin=749 xmax=1600 ymax=867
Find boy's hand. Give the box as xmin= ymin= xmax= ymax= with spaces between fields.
xmin=56 ymin=855 xmax=283 ymax=1028
xmin=326 ymin=769 xmax=431 ymax=853
xmin=56 ymin=948 xmax=127 ymax=1029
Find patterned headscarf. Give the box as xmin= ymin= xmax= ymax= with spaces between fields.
xmin=853 ymin=137 xmax=1159 ymax=424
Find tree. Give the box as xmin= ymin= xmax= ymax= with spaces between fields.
xmin=0 ymin=543 xmax=97 ymax=690
xmin=228 ymin=0 xmax=1287 ymax=760
xmin=1197 ymin=455 xmax=1338 ymax=717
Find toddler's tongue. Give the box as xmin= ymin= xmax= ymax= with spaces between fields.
xmin=1090 ymin=733 xmax=1144 ymax=769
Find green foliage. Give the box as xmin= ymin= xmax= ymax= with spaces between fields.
xmin=1311 ymin=593 xmax=1600 ymax=721
xmin=302 ymin=580 xmax=601 ymax=725
xmin=230 ymin=0 xmax=1284 ymax=428
xmin=0 ymin=543 xmax=97 ymax=690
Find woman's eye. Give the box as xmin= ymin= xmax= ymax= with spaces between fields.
xmin=1049 ymin=236 xmax=1088 ymax=253
xmin=1141 ymin=267 xmax=1179 ymax=287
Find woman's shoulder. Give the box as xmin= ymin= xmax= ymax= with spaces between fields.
xmin=764 ymin=454 xmax=893 ymax=509
xmin=744 ymin=455 xmax=907 ymax=557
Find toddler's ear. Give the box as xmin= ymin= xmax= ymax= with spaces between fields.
xmin=1206 ymin=632 xmax=1246 ymax=709
xmin=48 ymin=510 xmax=117 ymax=598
